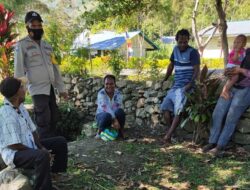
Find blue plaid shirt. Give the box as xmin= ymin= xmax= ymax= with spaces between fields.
xmin=0 ymin=99 xmax=37 ymax=168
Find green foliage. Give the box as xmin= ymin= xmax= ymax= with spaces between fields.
xmin=86 ymin=56 xmax=111 ymax=76
xmin=147 ymin=42 xmax=173 ymax=60
xmin=202 ymin=58 xmax=224 ymax=69
xmin=181 ymin=65 xmax=221 ymax=143
xmin=146 ymin=59 xmax=162 ymax=80
xmin=56 ymin=103 xmax=84 ymax=141
xmin=81 ymin=0 xmax=250 ymax=43
xmin=0 ymin=4 xmax=18 ymax=78
xmin=66 ymin=139 xmax=250 ymax=189
xmin=73 ymin=48 xmax=89 ymax=59
xmin=0 ymin=93 xmax=32 ymax=106
xmin=44 ymin=20 xmax=62 ymax=64
xmin=60 ymin=55 xmax=88 ymax=76
xmin=1 ymin=0 xmax=47 ymax=17
xmin=44 ymin=18 xmax=78 ymax=65
xmin=107 ymin=50 xmax=125 ymax=77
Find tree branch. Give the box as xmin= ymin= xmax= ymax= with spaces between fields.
xmin=192 ymin=0 xmax=202 ymax=48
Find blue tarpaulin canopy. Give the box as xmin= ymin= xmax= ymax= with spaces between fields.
xmin=72 ymin=30 xmax=158 ymax=51
xmin=89 ymin=36 xmax=126 ymax=50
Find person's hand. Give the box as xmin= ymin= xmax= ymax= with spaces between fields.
xmin=220 ymin=88 xmax=231 ymax=100
xmin=225 ymin=67 xmax=242 ymax=78
xmin=41 ymin=147 xmax=54 ymax=164
xmin=112 ymin=118 xmax=120 ymax=130
xmin=184 ymin=82 xmax=192 ymax=92
xmin=59 ymin=92 xmax=68 ymax=100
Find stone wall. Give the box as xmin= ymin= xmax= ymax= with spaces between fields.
xmin=63 ymin=75 xmax=172 ymax=127
xmin=63 ymin=75 xmax=250 ymax=148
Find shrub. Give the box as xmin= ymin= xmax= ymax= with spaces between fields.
xmin=202 ymin=58 xmax=224 ymax=69
xmin=108 ymin=50 xmax=125 ymax=76
xmin=147 ymin=41 xmax=173 ymax=60
xmin=86 ymin=56 xmax=111 ymax=76
xmin=56 ymin=103 xmax=84 ymax=141
xmin=181 ymin=65 xmax=221 ymax=143
xmin=60 ymin=55 xmax=88 ymax=76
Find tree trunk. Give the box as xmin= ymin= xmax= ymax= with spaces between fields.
xmin=215 ymin=0 xmax=229 ymax=67
xmin=192 ymin=0 xmax=218 ymax=58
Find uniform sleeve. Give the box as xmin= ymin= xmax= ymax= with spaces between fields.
xmin=190 ymin=49 xmax=201 ymax=66
xmin=45 ymin=43 xmax=65 ymax=93
xmin=97 ymin=91 xmax=115 ymax=118
xmin=0 ymin=113 xmax=22 ymax=147
xmin=14 ymin=42 xmax=26 ymax=79
xmin=53 ymin=64 xmax=66 ymax=93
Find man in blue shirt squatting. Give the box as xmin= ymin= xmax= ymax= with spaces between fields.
xmin=95 ymin=74 xmax=126 ymax=139
xmin=160 ymin=29 xmax=200 ymax=144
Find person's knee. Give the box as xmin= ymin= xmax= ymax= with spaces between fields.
xmin=37 ymin=150 xmax=50 ymax=164
xmin=34 ymin=105 xmax=51 ymax=127
xmin=163 ymin=111 xmax=172 ymax=123
xmin=98 ymin=112 xmax=112 ymax=123
xmin=54 ymin=136 xmax=67 ymax=144
xmin=115 ymin=108 xmax=125 ymax=117
xmin=51 ymin=136 xmax=68 ymax=152
xmin=57 ymin=136 xmax=68 ymax=150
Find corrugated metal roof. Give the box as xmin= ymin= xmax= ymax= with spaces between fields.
xmin=199 ymin=20 xmax=250 ymax=37
xmin=161 ymin=36 xmax=175 ymax=44
xmin=72 ymin=30 xmax=158 ymax=50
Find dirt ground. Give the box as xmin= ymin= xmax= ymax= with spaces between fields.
xmin=54 ymin=125 xmax=249 ymax=190
xmin=57 ymin=125 xmax=172 ymax=189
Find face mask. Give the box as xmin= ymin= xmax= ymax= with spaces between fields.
xmin=28 ymin=28 xmax=44 ymax=40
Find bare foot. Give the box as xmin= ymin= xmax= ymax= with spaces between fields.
xmin=163 ymin=135 xmax=172 ymax=144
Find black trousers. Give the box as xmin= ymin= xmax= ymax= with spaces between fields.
xmin=13 ymin=136 xmax=68 ymax=190
xmin=32 ymin=86 xmax=59 ymax=139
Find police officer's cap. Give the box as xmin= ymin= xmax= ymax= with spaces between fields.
xmin=25 ymin=11 xmax=43 ymax=24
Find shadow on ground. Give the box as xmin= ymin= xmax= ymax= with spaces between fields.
xmin=55 ymin=125 xmax=250 ymax=190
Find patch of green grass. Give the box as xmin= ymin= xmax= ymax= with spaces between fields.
xmin=62 ymin=158 xmax=116 ymax=190
xmin=64 ymin=139 xmax=250 ymax=189
xmin=122 ymin=143 xmax=250 ymax=189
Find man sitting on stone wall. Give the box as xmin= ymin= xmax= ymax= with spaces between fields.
xmin=0 ymin=77 xmax=68 ymax=190
xmin=203 ymin=48 xmax=250 ymax=156
xmin=95 ymin=74 xmax=126 ymax=140
xmin=160 ymin=29 xmax=200 ymax=144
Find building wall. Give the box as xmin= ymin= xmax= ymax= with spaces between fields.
xmin=202 ymin=36 xmax=250 ymax=58
xmin=119 ymin=35 xmax=153 ymax=58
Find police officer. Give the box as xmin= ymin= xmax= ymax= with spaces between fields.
xmin=14 ymin=11 xmax=68 ymax=139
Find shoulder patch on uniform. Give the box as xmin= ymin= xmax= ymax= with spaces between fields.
xmin=44 ymin=46 xmax=52 ymax=51
xmin=26 ymin=45 xmax=37 ymax=50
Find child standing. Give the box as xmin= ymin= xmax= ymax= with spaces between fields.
xmin=220 ymin=34 xmax=247 ymax=100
